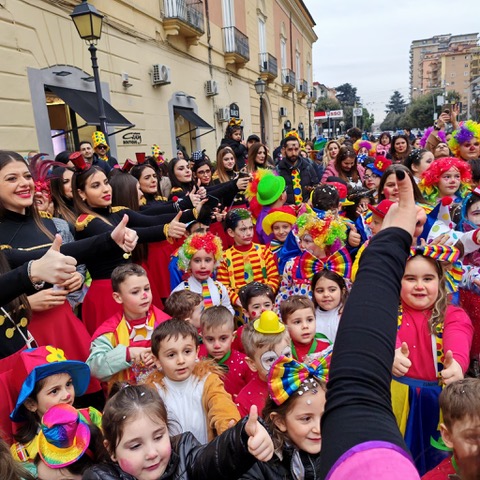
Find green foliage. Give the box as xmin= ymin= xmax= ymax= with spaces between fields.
xmin=385 ymin=90 xmax=407 ymax=114
xmin=335 ymin=83 xmax=360 ymax=106
xmin=315 ymin=97 xmax=341 ymax=112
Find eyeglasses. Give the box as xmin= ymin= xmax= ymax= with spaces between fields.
xmin=196 ymin=169 xmax=211 ymax=176
xmin=363 ymin=174 xmax=378 ymax=181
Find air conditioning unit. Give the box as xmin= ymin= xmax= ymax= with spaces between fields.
xmin=151 ymin=64 xmax=171 ymax=86
xmin=279 ymin=107 xmax=288 ymax=117
xmin=217 ymin=107 xmax=230 ymax=123
xmin=205 ymin=80 xmax=219 ymax=96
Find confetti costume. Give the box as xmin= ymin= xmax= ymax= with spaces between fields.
xmin=216 ymin=243 xmax=279 ymax=306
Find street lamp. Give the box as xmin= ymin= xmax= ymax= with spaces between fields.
xmin=70 ymin=0 xmax=108 ymax=143
xmin=254 ymin=77 xmax=266 ymax=143
xmin=306 ymin=98 xmax=313 ymax=140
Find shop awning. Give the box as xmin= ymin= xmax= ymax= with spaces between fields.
xmin=174 ymin=107 xmax=212 ymax=129
xmin=46 ymin=85 xmax=134 ymax=128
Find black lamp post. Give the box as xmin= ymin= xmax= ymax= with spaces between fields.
xmin=254 ymin=77 xmax=267 ymax=143
xmin=70 ymin=0 xmax=108 ymax=143
xmin=306 ymin=97 xmax=313 ymax=141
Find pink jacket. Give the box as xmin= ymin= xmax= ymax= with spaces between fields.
xmin=321 ymin=160 xmax=365 ymax=184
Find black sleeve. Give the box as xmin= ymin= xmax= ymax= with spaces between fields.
xmin=4 ymin=233 xmax=118 ymax=267
xmin=0 ymin=262 xmax=36 ymax=304
xmin=186 ymin=418 xmax=257 ymax=479
xmin=124 ymin=209 xmax=195 ymax=228
xmin=206 ymin=179 xmax=240 ymax=206
xmin=139 ymin=195 xmax=194 ymax=215
xmin=319 ymin=227 xmax=412 ymax=477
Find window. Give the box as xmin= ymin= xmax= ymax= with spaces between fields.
xmin=465 ymin=63 xmax=469 ymax=68
xmin=451 ymin=73 xmax=456 ymax=77
xmin=296 ymin=51 xmax=301 ymax=78
xmin=464 ymin=71 xmax=469 ymax=76
xmin=222 ymin=0 xmax=235 ymax=27
xmin=280 ymin=37 xmax=287 ymax=70
xmin=258 ymin=18 xmax=266 ymax=54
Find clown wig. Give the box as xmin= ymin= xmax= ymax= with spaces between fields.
xmin=419 ymin=126 xmax=447 ymax=149
xmin=177 ymin=232 xmax=224 ymax=271
xmin=294 ymin=212 xmax=347 ymax=252
xmin=419 ymin=156 xmax=472 ymax=204
xmin=353 ymin=139 xmax=376 ymax=156
xmin=448 ymin=120 xmax=480 ymax=158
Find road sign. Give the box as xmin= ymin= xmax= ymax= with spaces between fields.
xmin=353 ymin=107 xmax=363 ymax=117
xmin=329 ymin=110 xmax=343 ymax=118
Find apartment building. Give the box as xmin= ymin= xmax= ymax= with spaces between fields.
xmin=409 ymin=33 xmax=478 ymax=101
xmin=0 ymin=0 xmax=317 ymax=160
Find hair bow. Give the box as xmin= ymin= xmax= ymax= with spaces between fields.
xmin=268 ymin=355 xmax=329 ymax=405
xmin=410 ymin=245 xmax=462 ymax=293
xmin=228 ymin=118 xmax=243 ymax=127
xmin=297 ymin=247 xmax=352 ymax=280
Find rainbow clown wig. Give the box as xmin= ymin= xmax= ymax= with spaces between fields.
xmin=353 ymin=139 xmax=376 ymax=156
xmin=177 ymin=232 xmax=224 ymax=271
xmin=294 ymin=212 xmax=347 ymax=252
xmin=419 ymin=156 xmax=472 ymax=204
xmin=448 ymin=120 xmax=480 ymax=158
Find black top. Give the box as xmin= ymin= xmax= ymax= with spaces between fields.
xmin=277 ymin=157 xmax=320 ymax=204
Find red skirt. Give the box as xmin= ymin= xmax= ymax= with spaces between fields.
xmin=82 ymin=279 xmax=121 ymax=336
xmin=29 ymin=302 xmax=101 ymax=394
xmin=460 ymin=289 xmax=480 ymax=359
xmin=146 ymin=240 xmax=181 ymax=300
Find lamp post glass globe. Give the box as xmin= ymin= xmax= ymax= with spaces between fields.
xmin=70 ymin=0 xmax=104 ymax=42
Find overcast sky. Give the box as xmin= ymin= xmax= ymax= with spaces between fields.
xmin=303 ymin=0 xmax=480 ymax=126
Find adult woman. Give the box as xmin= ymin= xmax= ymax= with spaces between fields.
xmin=131 ymin=161 xmax=167 ymax=204
xmin=322 ymin=139 xmax=341 ymax=166
xmin=390 ymin=134 xmax=411 ymax=164
xmin=214 ymin=146 xmax=238 ymax=182
xmin=378 ymin=164 xmax=425 ymax=204
xmin=72 ymin=159 xmax=189 ymax=334
xmin=192 ymin=157 xmax=216 ymax=187
xmin=246 ymin=142 xmax=271 ymax=173
xmin=50 ymin=165 xmax=77 ymax=226
xmin=404 ymin=149 xmax=434 ymax=184
xmin=322 ymin=145 xmax=364 ymax=188
xmin=167 ymin=157 xmax=195 ymax=200
xmin=448 ymin=120 xmax=480 ymax=161
xmin=363 ymin=156 xmax=392 ymax=201
xmin=0 ymin=151 xmax=96 ymax=392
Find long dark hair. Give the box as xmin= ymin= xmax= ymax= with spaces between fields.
xmin=168 ymin=157 xmax=194 ymax=192
xmin=71 ymin=166 xmax=112 ymax=225
xmin=390 ymin=134 xmax=412 ymax=162
xmin=131 ymin=160 xmax=163 ymax=197
xmin=50 ymin=166 xmax=77 ymax=225
xmin=0 ymin=151 xmax=55 ymax=241
xmin=378 ymin=164 xmax=426 ymax=204
xmin=247 ymin=142 xmax=268 ymax=172
xmin=335 ymin=146 xmax=360 ymax=183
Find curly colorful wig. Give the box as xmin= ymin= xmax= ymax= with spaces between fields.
xmin=419 ymin=156 xmax=472 ymax=204
xmin=353 ymin=139 xmax=375 ymax=156
xmin=448 ymin=120 xmax=480 ymax=157
xmin=419 ymin=126 xmax=447 ymax=149
xmin=294 ymin=212 xmax=347 ymax=250
xmin=177 ymin=232 xmax=224 ymax=271
xmin=284 ymin=130 xmax=305 ymax=149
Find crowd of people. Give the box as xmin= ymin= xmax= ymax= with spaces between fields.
xmin=1 ymin=111 xmax=480 ymax=479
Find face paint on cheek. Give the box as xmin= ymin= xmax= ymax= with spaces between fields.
xmin=118 ymin=459 xmax=135 ymax=474
xmin=251 ymin=311 xmax=257 ymax=319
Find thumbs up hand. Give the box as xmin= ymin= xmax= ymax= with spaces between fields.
xmin=167 ymin=211 xmax=187 ymax=239
xmin=392 ymin=342 xmax=412 ymax=377
xmin=440 ymin=350 xmax=464 ymax=385
xmin=245 ymin=405 xmax=274 ymax=462
xmin=348 ymin=224 xmax=361 ymax=247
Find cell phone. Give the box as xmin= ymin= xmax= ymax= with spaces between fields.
xmin=443 ymin=103 xmax=453 ymax=114
xmin=239 ymin=171 xmax=250 ymax=178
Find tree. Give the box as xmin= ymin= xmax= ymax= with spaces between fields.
xmin=402 ymin=93 xmax=435 ymax=129
xmin=380 ymin=111 xmax=402 ymax=131
xmin=386 ymin=90 xmax=407 ymax=114
xmin=335 ymin=83 xmax=360 ymax=106
xmin=315 ymin=96 xmax=341 ymax=112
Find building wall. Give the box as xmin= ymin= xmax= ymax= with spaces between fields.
xmin=0 ymin=0 xmax=317 ymax=160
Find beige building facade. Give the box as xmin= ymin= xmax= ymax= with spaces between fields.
xmin=0 ymin=0 xmax=317 ymax=161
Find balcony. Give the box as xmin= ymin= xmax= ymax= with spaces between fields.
xmin=163 ymin=0 xmax=205 ymax=46
xmin=259 ymin=53 xmax=278 ymax=82
xmin=297 ymin=79 xmax=308 ymax=98
xmin=281 ymin=68 xmax=295 ymax=93
xmin=222 ymin=26 xmax=249 ymax=67
xmin=310 ymin=87 xmax=318 ymax=101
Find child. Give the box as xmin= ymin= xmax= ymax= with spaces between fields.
xmin=219 ymin=118 xmax=248 ymax=170
xmin=236 ymin=311 xmax=291 ymax=417
xmin=87 ymin=264 xmax=170 ymax=388
xmin=8 ymin=346 xmax=101 ymax=470
xmin=241 ymin=355 xmax=328 ymax=478
xmin=351 ymin=199 xmax=394 ymax=281
xmin=275 ymin=211 xmax=351 ymax=307
xmin=312 ymin=270 xmax=348 ymax=344
xmin=172 ymin=232 xmax=234 ymax=315
xmin=231 ymin=282 xmax=276 ymax=353
xmin=422 ymin=378 xmax=480 ymax=479
xmin=163 ymin=290 xmax=203 ymax=330
xmin=145 ymin=319 xmax=240 ymax=443
xmin=34 ymin=403 xmax=108 ymax=480
xmin=391 ymin=245 xmax=473 ymax=474
xmin=280 ymin=295 xmax=331 ymax=362
xmin=216 ymin=209 xmax=280 ymax=308
xmin=261 ymin=205 xmax=297 ymax=256
xmin=419 ymin=156 xmax=472 ymax=206
xmin=198 ymin=306 xmax=255 ymax=398
xmin=82 ymin=383 xmax=274 ymax=480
